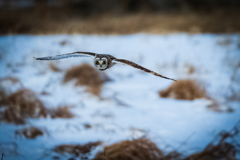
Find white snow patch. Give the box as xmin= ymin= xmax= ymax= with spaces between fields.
xmin=0 ymin=34 xmax=239 ymax=160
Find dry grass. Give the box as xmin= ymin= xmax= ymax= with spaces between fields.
xmin=0 ymin=76 xmax=23 ymax=104
xmin=64 ymin=63 xmax=110 ymax=96
xmin=185 ymin=121 xmax=240 ymax=160
xmin=0 ymin=89 xmax=6 ymax=105
xmin=3 ymin=108 xmax=26 ymax=124
xmin=84 ymin=124 xmax=92 ymax=129
xmin=0 ymin=87 xmax=75 ymax=124
xmin=93 ymin=137 xmax=237 ymax=160
xmin=49 ymin=63 xmax=62 ymax=72
xmin=40 ymin=91 xmax=50 ymax=96
xmin=1 ymin=89 xmax=47 ymax=124
xmin=94 ymin=138 xmax=164 ymax=160
xmin=1 ymin=7 xmax=240 ymax=35
xmin=0 ymin=76 xmax=20 ymax=84
xmin=54 ymin=141 xmax=102 ymax=156
xmin=15 ymin=126 xmax=44 ymax=139
xmin=159 ymin=80 xmax=205 ymax=100
xmin=48 ymin=106 xmax=74 ymax=119
xmin=185 ymin=142 xmax=236 ymax=160
xmin=186 ymin=64 xmax=195 ymax=74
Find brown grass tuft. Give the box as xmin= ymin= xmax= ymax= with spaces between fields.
xmin=1 ymin=89 xmax=47 ymax=124
xmin=0 ymin=77 xmax=20 ymax=84
xmin=49 ymin=63 xmax=62 ymax=72
xmin=0 ymin=76 xmax=23 ymax=104
xmin=159 ymin=80 xmax=205 ymax=100
xmin=54 ymin=141 xmax=102 ymax=156
xmin=84 ymin=124 xmax=92 ymax=129
xmin=48 ymin=106 xmax=74 ymax=119
xmin=94 ymin=138 xmax=164 ymax=160
xmin=64 ymin=63 xmax=110 ymax=96
xmin=0 ymin=88 xmax=75 ymax=124
xmin=15 ymin=126 xmax=44 ymax=139
xmin=0 ymin=89 xmax=6 ymax=105
xmin=40 ymin=91 xmax=50 ymax=96
xmin=3 ymin=108 xmax=25 ymax=124
xmin=187 ymin=65 xmax=195 ymax=74
xmin=185 ymin=142 xmax=236 ymax=160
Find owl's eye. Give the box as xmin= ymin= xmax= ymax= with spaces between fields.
xmin=103 ymin=61 xmax=106 ymax=65
xmin=96 ymin=61 xmax=100 ymax=65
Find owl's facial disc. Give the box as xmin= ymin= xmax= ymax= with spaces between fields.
xmin=94 ymin=57 xmax=108 ymax=70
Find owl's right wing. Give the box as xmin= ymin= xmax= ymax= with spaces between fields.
xmin=33 ymin=52 xmax=96 ymax=61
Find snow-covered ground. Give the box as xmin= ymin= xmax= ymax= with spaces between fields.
xmin=0 ymin=34 xmax=240 ymax=160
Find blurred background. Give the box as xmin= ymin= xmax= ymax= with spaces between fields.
xmin=1 ymin=0 xmax=240 ymax=34
xmin=0 ymin=0 xmax=240 ymax=160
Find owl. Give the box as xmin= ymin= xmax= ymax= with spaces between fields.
xmin=34 ymin=52 xmax=176 ymax=81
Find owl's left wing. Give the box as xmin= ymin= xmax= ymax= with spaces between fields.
xmin=112 ymin=59 xmax=176 ymax=81
xmin=34 ymin=52 xmax=96 ymax=61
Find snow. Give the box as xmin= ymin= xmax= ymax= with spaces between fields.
xmin=0 ymin=34 xmax=240 ymax=160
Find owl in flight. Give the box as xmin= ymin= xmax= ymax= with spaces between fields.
xmin=34 ymin=52 xmax=176 ymax=81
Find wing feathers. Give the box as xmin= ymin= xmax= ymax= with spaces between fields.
xmin=113 ymin=59 xmax=176 ymax=81
xmin=34 ymin=52 xmax=96 ymax=61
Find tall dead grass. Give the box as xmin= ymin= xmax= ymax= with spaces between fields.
xmin=184 ymin=120 xmax=240 ymax=160
xmin=185 ymin=142 xmax=236 ymax=160
xmin=93 ymin=136 xmax=237 ymax=160
xmin=0 ymin=88 xmax=74 ymax=124
xmin=2 ymin=89 xmax=47 ymax=124
xmin=54 ymin=141 xmax=102 ymax=157
xmin=94 ymin=138 xmax=164 ymax=160
xmin=15 ymin=126 xmax=44 ymax=139
xmin=48 ymin=106 xmax=74 ymax=119
xmin=159 ymin=80 xmax=205 ymax=100
xmin=0 ymin=76 xmax=23 ymax=103
xmin=64 ymin=63 xmax=110 ymax=96
xmin=49 ymin=63 xmax=62 ymax=72
xmin=0 ymin=89 xmax=6 ymax=104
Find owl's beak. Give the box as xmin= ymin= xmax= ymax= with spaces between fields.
xmin=99 ymin=60 xmax=103 ymax=65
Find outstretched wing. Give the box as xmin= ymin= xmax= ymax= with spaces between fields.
xmin=33 ymin=52 xmax=96 ymax=61
xmin=112 ymin=59 xmax=176 ymax=81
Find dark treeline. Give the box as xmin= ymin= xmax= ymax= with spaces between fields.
xmin=1 ymin=0 xmax=240 ymax=34
xmin=1 ymin=0 xmax=240 ymax=12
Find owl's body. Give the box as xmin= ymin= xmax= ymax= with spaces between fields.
xmin=34 ymin=52 xmax=176 ymax=81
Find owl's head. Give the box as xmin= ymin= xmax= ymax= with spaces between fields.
xmin=94 ymin=57 xmax=108 ymax=70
